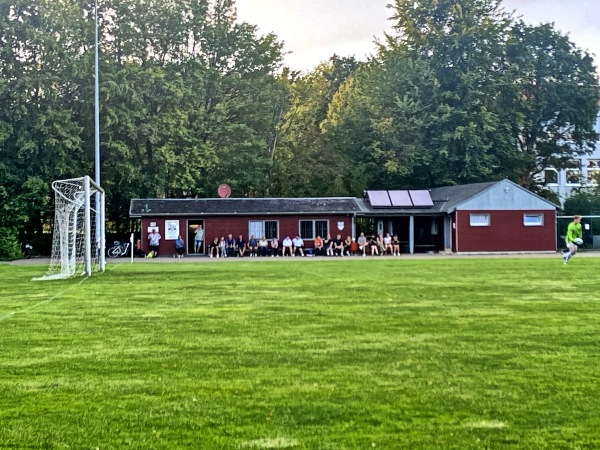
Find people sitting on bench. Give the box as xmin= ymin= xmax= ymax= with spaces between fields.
xmin=324 ymin=233 xmax=334 ymax=256
xmin=392 ymin=234 xmax=400 ymax=256
xmin=333 ymin=234 xmax=344 ymax=256
xmin=270 ymin=237 xmax=280 ymax=257
xmin=209 ymin=237 xmax=220 ymax=258
xmin=282 ymin=236 xmax=293 ymax=257
xmin=174 ymin=235 xmax=185 ymax=258
xmin=369 ymin=235 xmax=379 ymax=256
xmin=226 ymin=234 xmax=236 ymax=257
xmin=343 ymin=235 xmax=352 ymax=256
xmin=314 ymin=235 xmax=324 ymax=256
xmin=350 ymin=238 xmax=359 ymax=256
xmin=237 ymin=234 xmax=247 ymax=257
xmin=292 ymin=235 xmax=305 ymax=257
xmin=248 ymin=235 xmax=258 ymax=257
xmin=258 ymin=236 xmax=269 ymax=257
xmin=357 ymin=232 xmax=367 ymax=257
xmin=383 ymin=233 xmax=393 ymax=255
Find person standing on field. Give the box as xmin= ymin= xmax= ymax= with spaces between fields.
xmin=148 ymin=229 xmax=161 ymax=258
xmin=563 ymin=215 xmax=583 ymax=264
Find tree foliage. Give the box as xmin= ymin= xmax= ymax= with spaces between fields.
xmin=0 ymin=0 xmax=284 ymax=243
xmin=0 ymin=0 xmax=598 ymax=252
xmin=324 ymin=0 xmax=599 ymax=189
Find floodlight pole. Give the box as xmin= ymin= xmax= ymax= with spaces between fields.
xmin=94 ymin=0 xmax=105 ymax=271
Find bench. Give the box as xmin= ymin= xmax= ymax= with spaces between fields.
xmin=402 ymin=243 xmax=437 ymax=253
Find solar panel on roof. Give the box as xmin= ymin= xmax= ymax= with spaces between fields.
xmin=409 ymin=190 xmax=434 ymax=207
xmin=388 ymin=190 xmax=413 ymax=207
xmin=367 ymin=191 xmax=392 ymax=207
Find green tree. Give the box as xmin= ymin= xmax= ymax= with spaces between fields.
xmin=388 ymin=0 xmax=517 ymax=186
xmin=505 ymin=21 xmax=600 ymax=188
xmin=271 ymin=56 xmax=359 ymax=197
xmin=0 ymin=0 xmax=91 ymax=246
xmin=1 ymin=0 xmax=286 ymax=241
xmin=323 ymin=53 xmax=441 ymax=192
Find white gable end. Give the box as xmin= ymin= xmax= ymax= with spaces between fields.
xmin=456 ymin=180 xmax=556 ymax=211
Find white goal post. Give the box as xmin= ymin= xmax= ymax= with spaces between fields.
xmin=34 ymin=176 xmax=105 ymax=280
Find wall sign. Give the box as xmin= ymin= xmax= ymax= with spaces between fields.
xmin=165 ymin=220 xmax=179 ymax=240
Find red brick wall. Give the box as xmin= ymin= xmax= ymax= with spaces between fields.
xmin=141 ymin=218 xmax=185 ymax=256
xmin=141 ymin=215 xmax=353 ymax=254
xmin=454 ymin=210 xmax=556 ymax=252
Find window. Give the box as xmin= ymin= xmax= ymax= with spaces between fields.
xmin=299 ymin=220 xmax=328 ymax=239
xmin=523 ymin=214 xmax=543 ymax=226
xmin=566 ymin=160 xmax=581 ymax=185
xmin=469 ymin=214 xmax=490 ymax=227
xmin=431 ymin=218 xmax=438 ymax=235
xmin=249 ymin=220 xmax=279 ymax=240
xmin=587 ymin=159 xmax=600 ymax=185
xmin=543 ymin=169 xmax=558 ymax=185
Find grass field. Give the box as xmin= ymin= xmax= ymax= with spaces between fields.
xmin=1 ymin=257 xmax=600 ymax=449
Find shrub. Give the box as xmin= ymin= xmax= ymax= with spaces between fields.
xmin=0 ymin=227 xmax=24 ymax=261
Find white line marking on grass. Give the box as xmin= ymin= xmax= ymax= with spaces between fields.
xmin=0 ymin=277 xmax=88 ymax=323
xmin=240 ymin=438 xmax=300 ymax=449
xmin=463 ymin=420 xmax=508 ymax=429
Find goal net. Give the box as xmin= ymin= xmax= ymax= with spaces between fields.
xmin=34 ymin=176 xmax=105 ymax=280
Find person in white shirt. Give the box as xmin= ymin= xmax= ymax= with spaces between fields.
xmin=292 ymin=235 xmax=304 ymax=257
xmin=282 ymin=236 xmax=293 ymax=257
xmin=258 ymin=236 xmax=269 ymax=257
xmin=270 ymin=238 xmax=280 ymax=257
xmin=357 ymin=232 xmax=368 ymax=257
xmin=147 ymin=229 xmax=161 ymax=258
xmin=383 ymin=233 xmax=393 ymax=255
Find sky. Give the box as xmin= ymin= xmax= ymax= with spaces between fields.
xmin=235 ymin=0 xmax=600 ymax=73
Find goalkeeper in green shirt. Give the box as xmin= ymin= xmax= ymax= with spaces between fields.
xmin=563 ymin=215 xmax=582 ymax=264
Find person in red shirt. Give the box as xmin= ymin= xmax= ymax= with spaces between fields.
xmin=314 ymin=235 xmax=324 ymax=256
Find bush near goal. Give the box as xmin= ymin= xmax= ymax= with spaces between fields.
xmin=34 ymin=176 xmax=105 ymax=280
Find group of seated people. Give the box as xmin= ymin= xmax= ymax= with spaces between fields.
xmin=206 ymin=234 xmax=307 ymax=258
xmin=314 ymin=232 xmax=402 ymax=257
xmin=206 ymin=232 xmax=403 ymax=258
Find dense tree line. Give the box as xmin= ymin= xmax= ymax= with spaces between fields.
xmin=0 ymin=0 xmax=598 ymax=256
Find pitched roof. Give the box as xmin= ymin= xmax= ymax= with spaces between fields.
xmin=429 ymin=181 xmax=499 ymax=212
xmin=130 ymin=180 xmax=557 ymax=217
xmin=430 ymin=180 xmax=558 ymax=212
xmin=130 ymin=197 xmax=359 ymax=217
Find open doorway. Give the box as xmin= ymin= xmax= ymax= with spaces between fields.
xmin=188 ymin=220 xmax=205 ymax=255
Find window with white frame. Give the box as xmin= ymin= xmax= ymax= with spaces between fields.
xmin=587 ymin=159 xmax=600 ymax=185
xmin=249 ymin=220 xmax=279 ymax=240
xmin=299 ymin=220 xmax=328 ymax=239
xmin=566 ymin=160 xmax=581 ymax=185
xmin=523 ymin=214 xmax=544 ymax=226
xmin=469 ymin=214 xmax=490 ymax=227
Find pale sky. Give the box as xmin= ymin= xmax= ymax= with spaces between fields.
xmin=236 ymin=0 xmax=600 ymax=73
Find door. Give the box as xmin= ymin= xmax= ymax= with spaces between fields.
xmin=188 ymin=220 xmax=205 ymax=254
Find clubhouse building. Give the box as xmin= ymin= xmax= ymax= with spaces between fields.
xmin=130 ymin=179 xmax=558 ymax=256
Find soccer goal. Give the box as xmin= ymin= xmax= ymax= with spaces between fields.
xmin=34 ymin=176 xmax=105 ymax=280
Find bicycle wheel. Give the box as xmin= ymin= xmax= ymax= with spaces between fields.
xmin=107 ymin=246 xmax=122 ymax=258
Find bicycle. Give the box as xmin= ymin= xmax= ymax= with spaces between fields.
xmin=107 ymin=241 xmax=130 ymax=258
